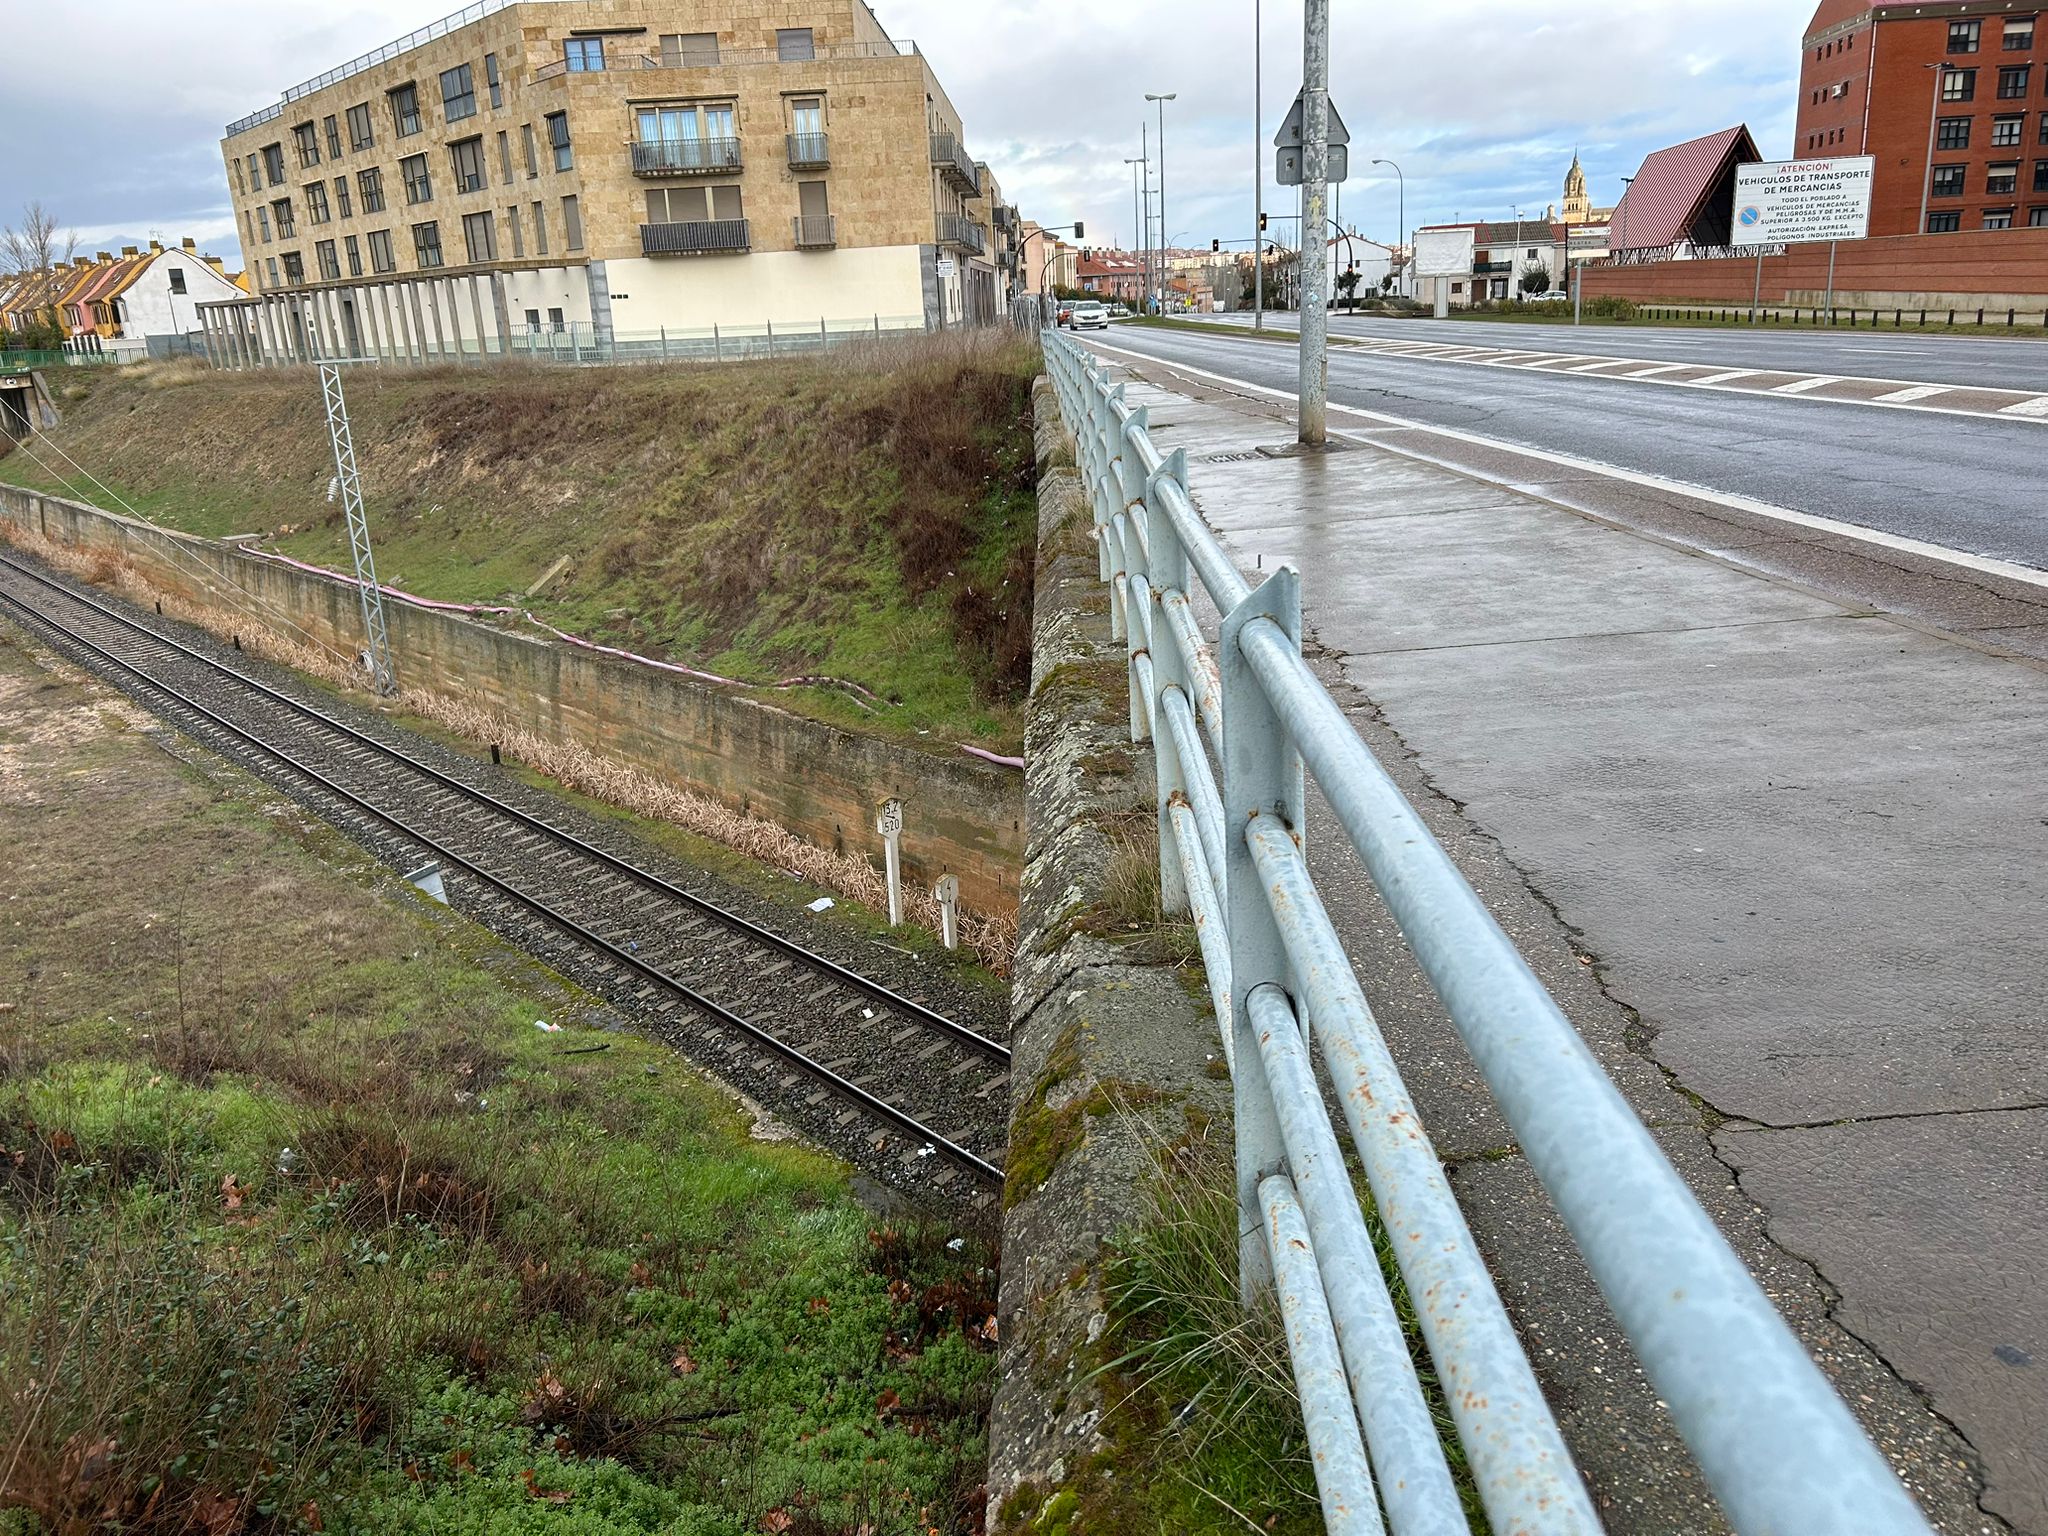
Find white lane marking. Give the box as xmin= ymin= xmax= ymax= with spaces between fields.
xmin=1772 ymin=376 xmax=1842 ymax=394
xmin=1081 ymin=336 xmax=2048 ymax=591
xmin=1873 ymin=385 xmax=1953 ymax=403
xmin=1690 ymin=369 xmax=1757 ymax=386
xmin=1999 ymin=395 xmax=2048 ymax=418
xmin=1627 ymin=363 xmax=1693 ymax=377
xmin=1570 ymin=359 xmax=1631 ymax=372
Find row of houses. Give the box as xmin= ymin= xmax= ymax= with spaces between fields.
xmin=1 ymin=240 xmax=248 ymax=355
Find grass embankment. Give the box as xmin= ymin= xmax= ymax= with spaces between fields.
xmin=0 ymin=626 xmax=996 ymax=1535
xmin=0 ymin=333 xmax=1041 ymax=750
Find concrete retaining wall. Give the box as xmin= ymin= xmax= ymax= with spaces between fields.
xmin=1582 ymin=229 xmax=2048 ymax=310
xmin=0 ymin=480 xmax=1022 ymax=917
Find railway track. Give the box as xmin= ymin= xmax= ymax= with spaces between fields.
xmin=0 ymin=550 xmax=1009 ymax=1208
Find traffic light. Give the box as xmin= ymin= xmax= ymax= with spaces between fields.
xmin=1212 ymin=237 xmax=1221 ymax=253
xmin=1259 ymin=212 xmax=1269 ymax=232
xmin=1073 ymin=221 xmax=1085 ymax=239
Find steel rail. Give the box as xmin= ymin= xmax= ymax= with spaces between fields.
xmin=0 ymin=550 xmax=1005 ymax=1064
xmin=0 ymin=562 xmax=1002 ymax=1190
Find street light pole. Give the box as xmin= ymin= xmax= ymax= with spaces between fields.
xmin=1253 ymin=0 xmax=1265 ymax=329
xmin=1124 ymin=154 xmax=1145 ymax=307
xmin=1919 ymin=62 xmax=1954 ymax=236
xmin=1371 ymin=158 xmax=1404 ymax=296
xmin=1298 ymin=0 xmax=1329 ymax=444
xmin=1147 ymin=92 xmax=1176 ymax=313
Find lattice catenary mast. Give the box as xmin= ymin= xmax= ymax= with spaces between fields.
xmin=318 ymin=363 xmax=395 ymax=695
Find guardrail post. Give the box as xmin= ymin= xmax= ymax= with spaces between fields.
xmin=1146 ymin=449 xmax=1192 ymax=916
xmin=1220 ymin=566 xmax=1304 ymax=1303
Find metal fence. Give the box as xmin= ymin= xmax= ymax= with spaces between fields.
xmin=1041 ymin=327 xmax=1935 ymax=1536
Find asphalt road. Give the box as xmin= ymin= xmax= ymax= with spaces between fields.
xmin=1094 ymin=324 xmax=2048 ymax=569
xmin=1189 ymin=309 xmax=2048 ymax=391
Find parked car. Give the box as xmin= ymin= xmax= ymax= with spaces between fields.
xmin=1056 ymin=303 xmax=1074 ymax=327
xmin=1068 ymin=301 xmax=1110 ymax=331
xmin=1108 ymin=303 xmax=1130 ymax=318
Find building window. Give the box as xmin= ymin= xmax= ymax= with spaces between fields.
xmin=412 ymin=221 xmax=444 ymax=268
xmin=334 ymin=175 xmax=352 ymax=218
xmin=401 ymin=153 xmax=433 ymax=204
xmin=2030 ymin=206 xmax=2048 ymax=225
xmin=548 ymin=307 xmax=565 ymax=331
xmin=257 ymin=206 xmax=272 ymax=242
xmin=2037 ymin=159 xmax=2048 ymax=191
xmin=1942 ymin=68 xmax=1977 ymax=101
xmin=506 ymin=204 xmax=525 ymax=258
xmin=531 ymin=200 xmax=548 ymax=254
xmin=497 ymin=130 xmax=513 ymax=184
xmin=522 ymin=123 xmax=539 ymax=177
xmin=563 ymin=37 xmax=605 ymax=72
xmin=1998 ymin=66 xmax=2030 ymax=99
xmin=462 ymin=210 xmax=497 ymax=263
xmin=315 ymin=239 xmax=340 ymax=281
xmin=294 ymin=121 xmax=320 ymax=168
xmin=449 ymin=136 xmax=487 ymax=193
xmin=266 ymin=257 xmax=280 ymax=288
xmin=344 ymin=234 xmax=363 ymax=276
xmin=1936 ymin=116 xmax=1972 ymax=149
xmin=390 ymin=83 xmax=422 ymax=137
xmin=546 ymin=111 xmax=572 ymax=171
xmin=1983 ymin=207 xmax=2015 ymax=228
xmin=306 ymin=181 xmax=331 ymax=224
xmin=323 ymin=115 xmax=342 ymax=159
xmin=484 ymin=52 xmax=501 ymax=109
xmin=2005 ymin=17 xmax=2036 ymax=49
xmin=281 ymin=251 xmax=305 ymax=286
xmin=262 ymin=143 xmax=286 ymax=185
xmin=232 ymin=157 xmax=245 ymax=194
xmin=776 ymin=27 xmax=815 ymax=60
xmin=1927 ymin=209 xmax=1962 ymax=232
xmin=247 ymin=151 xmax=262 ymax=187
xmin=367 ymin=229 xmax=395 ymax=273
xmin=660 ymin=32 xmax=719 ymax=66
xmin=346 ymin=103 xmax=374 ymax=152
xmin=561 ymin=193 xmax=584 ymax=250
xmin=524 ymin=307 xmax=541 ymax=330
xmin=359 ymin=166 xmax=386 ymax=213
xmin=1987 ymin=162 xmax=2019 ymax=194
xmin=644 ymin=184 xmax=742 ymax=224
xmin=1949 ymin=18 xmax=1982 ymax=52
xmin=168 ymin=268 xmax=186 ymax=295
xmin=441 ymin=63 xmax=477 ymax=122
xmin=272 ymin=197 xmax=296 ymax=238
xmin=1931 ymin=163 xmax=1968 ymax=196
xmin=1994 ymin=114 xmax=2025 ymax=147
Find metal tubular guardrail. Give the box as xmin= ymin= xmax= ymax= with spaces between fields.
xmin=631 ymin=137 xmax=743 ymax=175
xmin=1040 ymin=326 xmax=1936 ymax=1536
xmin=640 ymin=219 xmax=750 ymax=256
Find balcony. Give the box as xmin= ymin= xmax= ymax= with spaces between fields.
xmin=929 ymin=132 xmax=980 ymax=195
xmin=642 ymin=219 xmax=750 ymax=255
xmin=937 ymin=213 xmax=985 ymax=255
xmin=992 ymin=203 xmax=1017 ymax=232
xmin=631 ymin=137 xmax=742 ymax=176
xmin=793 ymin=214 xmax=837 ymax=248
xmin=786 ymin=132 xmax=830 ymax=169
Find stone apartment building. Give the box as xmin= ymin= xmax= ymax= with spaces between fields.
xmin=205 ymin=0 xmax=1018 ymax=362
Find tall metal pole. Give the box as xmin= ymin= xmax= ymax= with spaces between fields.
xmin=319 ymin=363 xmax=395 ymax=695
xmin=1141 ymin=120 xmax=1151 ymax=314
xmin=1918 ymin=63 xmax=1949 ymax=235
xmin=1149 ymin=93 xmax=1176 ymax=313
xmin=1298 ymin=0 xmax=1330 ymax=444
xmin=1253 ymin=0 xmax=1264 ymax=329
xmin=1372 ymin=159 xmax=1404 ymax=296
xmin=1126 ymin=155 xmax=1146 ymax=303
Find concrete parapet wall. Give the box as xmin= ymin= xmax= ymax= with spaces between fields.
xmin=0 ymin=479 xmax=1021 ymax=918
xmin=1582 ymin=229 xmax=2048 ymax=310
xmin=986 ymin=380 xmax=1222 ymax=1511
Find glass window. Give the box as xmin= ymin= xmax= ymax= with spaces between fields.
xmin=531 ymin=199 xmax=548 ymax=254
xmin=1987 ymin=162 xmax=2019 ymax=193
xmin=1927 ymin=210 xmax=1961 ymax=232
xmin=390 ymin=83 xmax=422 ymax=137
xmin=1949 ymin=18 xmax=1981 ymax=52
xmin=262 ymin=143 xmax=286 ymax=185
xmin=347 ymin=103 xmax=375 ymax=152
xmin=344 ymin=234 xmax=362 ymax=276
xmin=711 ymin=184 xmax=742 ymax=220
xmin=368 ymin=229 xmax=395 ymax=273
xmin=546 ymin=111 xmax=572 ymax=171
xmin=168 ymin=267 xmax=186 ymax=294
xmin=449 ymin=136 xmax=487 ymax=193
xmin=281 ymin=251 xmax=305 ymax=285
xmin=441 ymin=63 xmax=476 ymax=122
xmin=305 ymin=181 xmax=330 ymax=224
xmin=266 ymin=257 xmax=280 ymax=288
xmin=1983 ymin=207 xmax=2014 ymax=228
xmin=507 ymin=204 xmax=525 ymax=258
xmin=776 ymin=27 xmax=815 ymax=60
xmin=2005 ymin=17 xmax=2036 ymax=49
xmin=232 ymin=157 xmax=245 ymax=194
xmin=484 ymin=52 xmax=502 ymax=108
xmin=323 ymin=115 xmax=342 ymax=159
xmin=359 ymin=166 xmax=386 ymax=214
xmin=257 ymin=206 xmax=272 ymax=242
xmin=272 ymin=196 xmax=296 ymax=237
xmin=562 ymin=193 xmax=584 ymax=250
xmin=791 ymin=96 xmax=823 ymax=137
xmin=294 ymin=121 xmax=320 ymax=168
xmin=1931 ymin=163 xmax=1968 ymax=196
xmin=660 ymin=32 xmax=719 ymax=66
xmin=2038 ymin=159 xmax=2048 ymax=191
xmin=1943 ymin=68 xmax=1977 ymax=101
xmin=413 ymin=220 xmax=444 ymax=268
xmin=646 ymin=185 xmax=706 ymax=222
xmin=334 ymin=175 xmax=352 ymax=218
xmin=1936 ymin=116 xmax=1972 ymax=149
xmin=248 ymin=151 xmax=262 ymax=186
xmin=498 ymin=130 xmax=513 ymax=184
xmin=1994 ymin=115 xmax=2025 ymax=146
xmin=1998 ymin=66 xmax=2030 ymax=99
xmin=462 ymin=210 xmax=497 ymax=263
xmin=315 ymin=239 xmax=340 ymax=281
xmin=401 ymin=153 xmax=433 ymax=204
xmin=563 ymin=37 xmax=605 ymax=71
xmin=2030 ymin=206 xmax=2048 ymax=225
xmin=522 ymin=123 xmax=539 ymax=177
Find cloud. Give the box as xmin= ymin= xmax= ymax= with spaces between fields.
xmin=0 ymin=0 xmax=1809 ymax=269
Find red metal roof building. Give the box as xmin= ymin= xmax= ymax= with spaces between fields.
xmin=1797 ymin=1 xmax=2048 ymax=235
xmin=1607 ymin=125 xmax=1762 ymax=258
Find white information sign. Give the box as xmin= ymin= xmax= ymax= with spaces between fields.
xmin=1732 ymin=157 xmax=1874 ymax=245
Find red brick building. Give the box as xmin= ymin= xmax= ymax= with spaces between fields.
xmin=1796 ymin=0 xmax=2048 ymax=235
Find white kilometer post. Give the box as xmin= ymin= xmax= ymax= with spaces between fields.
xmin=935 ymin=875 xmax=960 ymax=950
xmin=877 ymin=799 xmax=905 ymax=927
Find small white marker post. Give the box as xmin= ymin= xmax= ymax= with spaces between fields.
xmin=877 ymin=798 xmax=905 ymax=927
xmin=935 ymin=875 xmax=960 ymax=951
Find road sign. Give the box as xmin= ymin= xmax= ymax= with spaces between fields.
xmin=1731 ymin=157 xmax=1874 ymax=245
xmin=935 ymin=258 xmax=957 ymax=278
xmin=1274 ymin=88 xmax=1349 ymax=186
xmin=877 ymin=798 xmax=904 ymax=838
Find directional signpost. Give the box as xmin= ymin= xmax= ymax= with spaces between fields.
xmin=877 ymin=798 xmax=905 ymax=927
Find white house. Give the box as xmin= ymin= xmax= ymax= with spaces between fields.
xmin=113 ymin=241 xmax=246 ymax=356
xmin=1327 ymin=231 xmax=1395 ymax=296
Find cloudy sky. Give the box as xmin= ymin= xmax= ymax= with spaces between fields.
xmin=0 ymin=0 xmax=1810 ymax=267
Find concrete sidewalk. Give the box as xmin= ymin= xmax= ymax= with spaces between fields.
xmin=1100 ymin=358 xmax=2046 ymax=1534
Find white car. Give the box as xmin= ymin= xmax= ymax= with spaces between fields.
xmin=1068 ymin=301 xmax=1110 ymax=331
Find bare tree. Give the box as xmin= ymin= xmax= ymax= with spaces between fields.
xmin=1 ymin=202 xmax=78 ymax=276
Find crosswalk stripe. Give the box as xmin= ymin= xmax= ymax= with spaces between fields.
xmin=1626 ymin=363 xmax=1691 ymax=377
xmin=1772 ymin=377 xmax=1841 ymax=394
xmin=1998 ymin=395 xmax=2048 ymax=417
xmin=1872 ymin=385 xmax=1953 ymax=403
xmin=1690 ymin=369 xmax=1756 ymax=386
